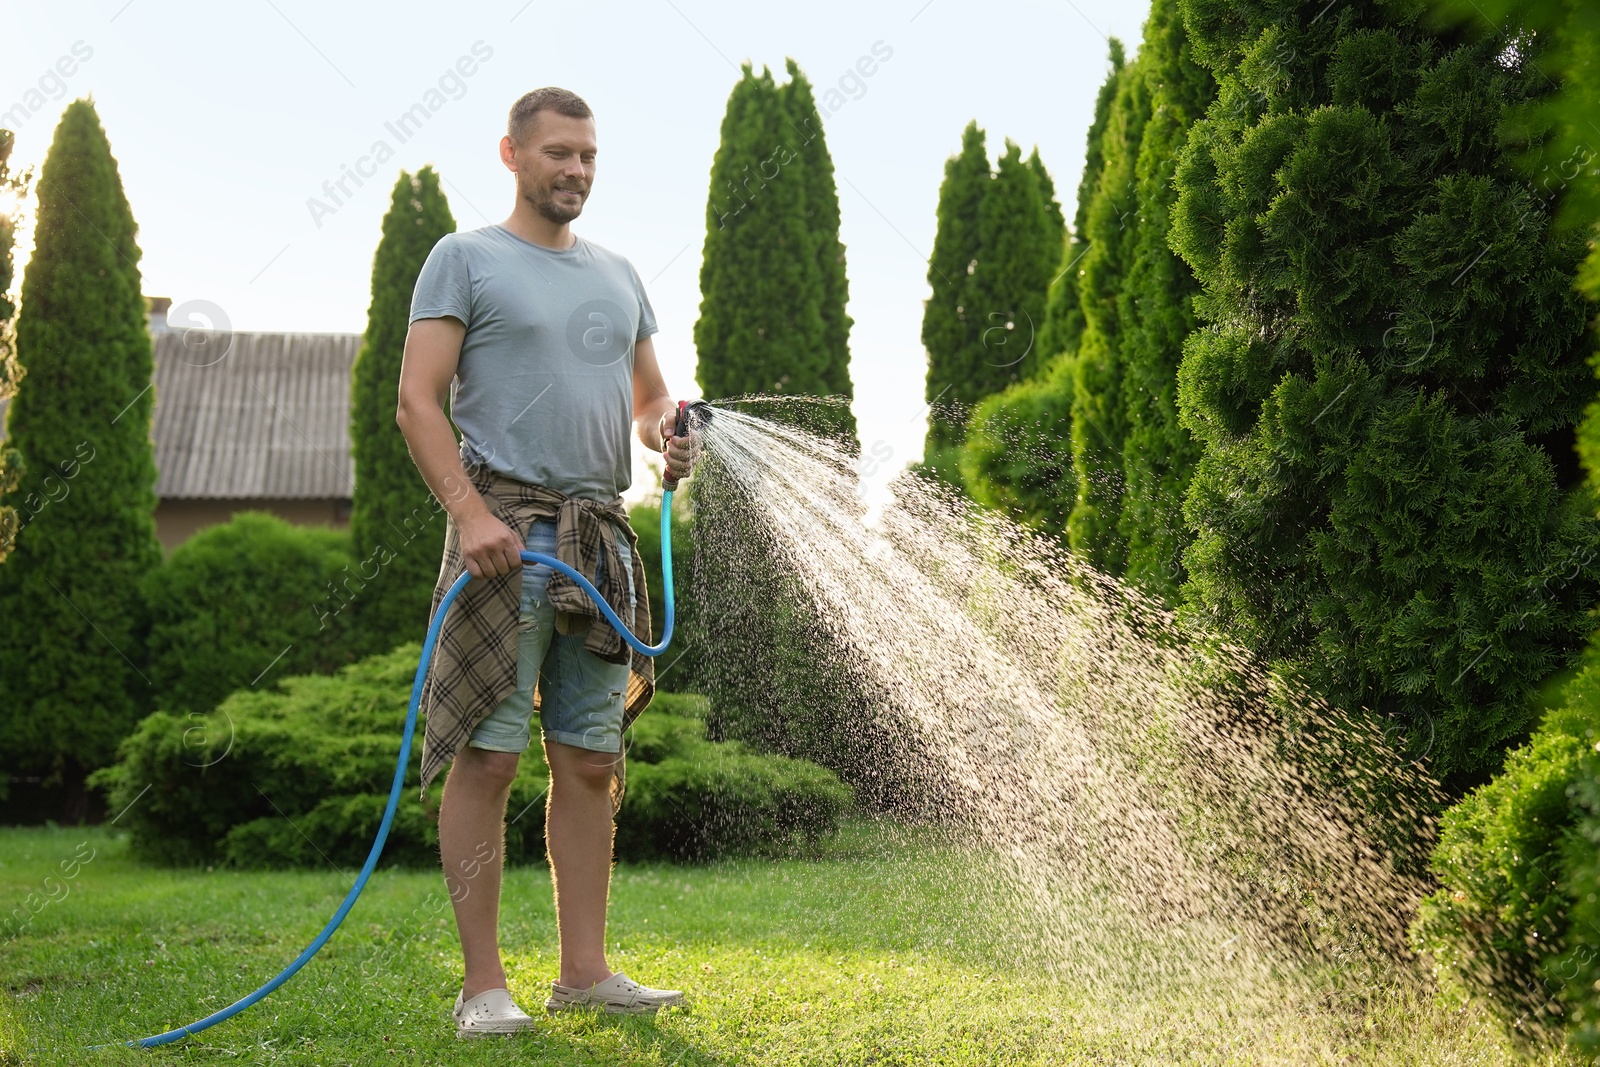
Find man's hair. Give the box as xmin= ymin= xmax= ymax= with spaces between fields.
xmin=508 ymin=88 xmax=593 ymax=145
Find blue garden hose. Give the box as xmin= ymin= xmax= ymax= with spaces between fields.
xmin=100 ymin=486 xmax=679 ymax=1051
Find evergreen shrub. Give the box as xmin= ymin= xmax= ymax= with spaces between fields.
xmin=1411 ymin=641 xmax=1600 ymax=1049
xmin=90 ymin=648 xmax=851 ymax=868
xmin=142 ymin=511 xmax=361 ymax=716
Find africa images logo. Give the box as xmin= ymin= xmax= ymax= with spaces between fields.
xmin=566 ymin=299 xmax=633 ymax=368
xmin=305 ymin=39 xmax=494 ymax=229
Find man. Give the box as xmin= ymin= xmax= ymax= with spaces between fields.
xmin=395 ymin=86 xmax=700 ymax=1037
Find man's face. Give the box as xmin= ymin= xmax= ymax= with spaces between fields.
xmin=510 ymin=112 xmax=597 ymax=225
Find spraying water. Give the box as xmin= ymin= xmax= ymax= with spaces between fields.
xmin=684 ymin=397 xmax=1443 ymax=1049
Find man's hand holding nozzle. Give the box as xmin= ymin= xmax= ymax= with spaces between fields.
xmin=660 ymin=405 xmax=704 ymax=486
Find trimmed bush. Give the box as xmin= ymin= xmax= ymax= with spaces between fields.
xmin=961 ymin=358 xmax=1075 ymax=534
xmin=141 ymin=510 xmax=362 ymax=716
xmin=1557 ymin=768 xmax=1600 ymax=1052
xmin=614 ymin=701 xmax=854 ymax=862
xmin=88 ymin=643 xmax=433 ymax=868
xmin=89 ymin=646 xmax=851 ymax=869
xmin=1411 ymin=640 xmax=1600 ymax=1049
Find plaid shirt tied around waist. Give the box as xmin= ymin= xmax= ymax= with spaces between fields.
xmin=417 ymin=463 xmax=655 ymax=811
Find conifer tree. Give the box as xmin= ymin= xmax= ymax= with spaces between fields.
xmin=0 ymin=100 xmax=161 ymax=812
xmin=692 ymin=61 xmax=884 ymax=798
xmin=1066 ymin=49 xmax=1153 ymax=575
xmin=695 ymin=60 xmax=852 ymax=443
xmin=781 ymin=59 xmax=855 ymax=442
xmin=920 ymin=127 xmax=1056 ymax=485
xmin=1112 ymin=0 xmax=1215 ymax=600
xmin=348 ymin=167 xmax=456 ymax=657
xmin=962 ymin=40 xmax=1126 ymax=532
xmin=1454 ymin=2 xmax=1600 ymax=505
xmin=1036 ymin=38 xmax=1126 ymax=373
xmin=968 ymin=138 xmax=1058 ymax=414
xmin=1027 ymin=146 xmax=1066 ymax=258
xmin=1171 ymin=2 xmax=1600 ymax=788
xmin=920 ymin=120 xmax=989 ymax=455
xmin=0 ymin=128 xmax=32 ymax=563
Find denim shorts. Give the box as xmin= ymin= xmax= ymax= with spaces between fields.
xmin=467 ymin=519 xmax=636 ymax=755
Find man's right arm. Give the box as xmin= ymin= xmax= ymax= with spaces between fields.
xmin=395 ymin=316 xmax=525 ymax=580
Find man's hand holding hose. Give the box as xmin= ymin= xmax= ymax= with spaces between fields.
xmin=658 ymin=405 xmax=704 ymax=489
xmin=450 ymin=402 xmax=701 ymax=582
xmin=456 ymin=509 xmax=526 ymax=582
xmin=437 ymin=401 xmax=702 ymax=586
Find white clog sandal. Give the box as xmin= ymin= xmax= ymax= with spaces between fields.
xmin=545 ymin=971 xmax=688 ymax=1014
xmin=453 ymin=986 xmax=538 ymax=1037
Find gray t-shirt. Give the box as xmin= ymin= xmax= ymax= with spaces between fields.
xmin=408 ymin=224 xmax=658 ymax=501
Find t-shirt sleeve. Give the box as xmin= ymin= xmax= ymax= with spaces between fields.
xmin=409 ymin=235 xmax=471 ymax=326
xmin=629 ymin=261 xmax=659 ymax=341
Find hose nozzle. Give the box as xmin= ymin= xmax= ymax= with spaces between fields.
xmin=662 ymin=400 xmax=712 ymax=491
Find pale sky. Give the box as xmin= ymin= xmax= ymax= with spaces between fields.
xmin=9 ymin=0 xmax=1150 ymax=507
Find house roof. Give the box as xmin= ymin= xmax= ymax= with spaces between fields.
xmin=0 ymin=328 xmax=362 ymax=501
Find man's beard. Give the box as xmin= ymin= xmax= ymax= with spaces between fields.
xmin=522 ymin=173 xmax=585 ymax=224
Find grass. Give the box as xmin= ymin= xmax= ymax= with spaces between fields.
xmin=0 ymin=819 xmax=1587 ymax=1066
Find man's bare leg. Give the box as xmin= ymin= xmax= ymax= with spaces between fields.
xmin=543 ymin=738 xmax=620 ymax=988
xmin=438 ymin=745 xmax=520 ymax=1000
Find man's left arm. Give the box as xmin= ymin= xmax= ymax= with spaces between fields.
xmin=632 ymin=334 xmax=699 ymax=479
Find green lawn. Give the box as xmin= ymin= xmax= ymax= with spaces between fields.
xmin=0 ymin=820 xmax=1582 ymax=1066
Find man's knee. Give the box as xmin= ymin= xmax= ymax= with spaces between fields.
xmin=547 ymin=741 xmax=620 ymax=793
xmin=456 ymin=745 xmax=522 ymax=790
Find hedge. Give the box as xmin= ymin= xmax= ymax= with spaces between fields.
xmin=1167 ymin=4 xmax=1600 ymax=792
xmin=1410 ymin=638 xmax=1600 ymax=1051
xmin=141 ymin=510 xmax=363 ymax=716
xmin=88 ymin=644 xmax=851 ymax=869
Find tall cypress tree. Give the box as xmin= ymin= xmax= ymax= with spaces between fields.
xmin=690 ymin=62 xmax=774 ymax=747
xmin=692 ymin=62 xmax=886 ymax=801
xmin=1020 ymin=146 xmax=1067 ymax=387
xmin=921 ymin=120 xmax=989 ymax=455
xmin=1171 ymin=2 xmax=1600 ymax=789
xmin=1037 ymin=38 xmax=1126 ymax=374
xmin=962 ymin=40 xmax=1127 ymax=533
xmin=1114 ymin=0 xmax=1216 ymax=601
xmin=781 ymin=58 xmax=856 ymax=443
xmin=0 ymin=128 xmax=32 ymax=563
xmin=0 ymin=100 xmax=161 ymax=814
xmin=1066 ymin=48 xmax=1153 ymax=575
xmin=920 ymin=129 xmax=1056 ymax=485
xmin=968 ymin=138 xmax=1058 ymax=413
xmin=348 ymin=167 xmax=456 ymax=657
xmin=695 ymin=61 xmax=849 ymax=442
xmin=1027 ymin=146 xmax=1066 ymax=256
xmin=696 ymin=63 xmax=780 ymax=404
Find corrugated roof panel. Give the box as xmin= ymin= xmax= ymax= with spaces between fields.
xmin=2 ymin=329 xmax=361 ymax=501
xmin=154 ymin=330 xmax=360 ymax=499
